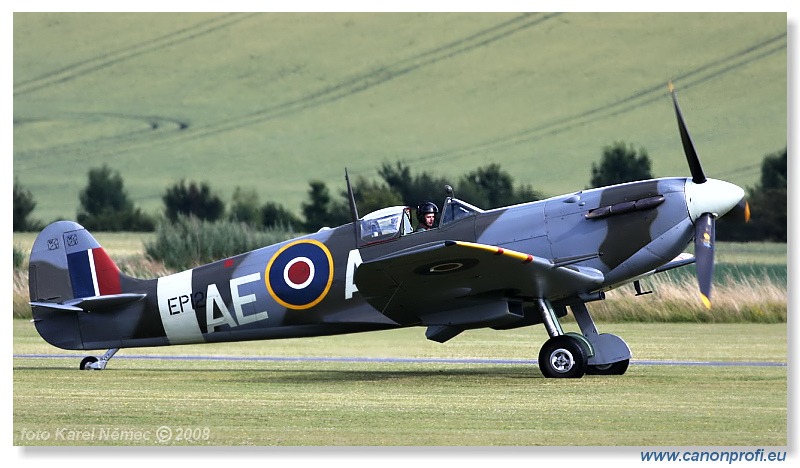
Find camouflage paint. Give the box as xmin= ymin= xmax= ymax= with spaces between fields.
xmin=28 ymin=177 xmax=696 ymax=353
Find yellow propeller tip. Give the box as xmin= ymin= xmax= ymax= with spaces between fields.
xmin=744 ymin=201 xmax=751 ymax=223
xmin=701 ymin=294 xmax=712 ymax=309
xmin=668 ymin=80 xmax=675 ymax=92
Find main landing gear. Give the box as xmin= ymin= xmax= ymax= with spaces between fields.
xmin=536 ymin=299 xmax=630 ymax=378
xmin=79 ymin=348 xmax=119 ymax=370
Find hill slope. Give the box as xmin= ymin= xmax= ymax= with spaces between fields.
xmin=13 ymin=12 xmax=786 ymax=222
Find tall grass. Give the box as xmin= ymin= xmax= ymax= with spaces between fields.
xmin=590 ymin=272 xmax=786 ymax=323
xmin=13 ymin=269 xmax=31 ymax=320
xmin=144 ymin=215 xmax=298 ymax=271
xmin=13 ymin=230 xmax=787 ymax=324
xmin=13 ymin=264 xmax=786 ymax=323
xmin=13 ymin=245 xmax=25 ymax=269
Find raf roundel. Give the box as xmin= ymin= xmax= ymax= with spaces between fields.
xmin=265 ymin=240 xmax=334 ymax=310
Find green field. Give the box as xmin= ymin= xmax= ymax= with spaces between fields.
xmin=659 ymin=241 xmax=787 ymax=284
xmin=13 ymin=12 xmax=786 ymax=222
xmin=13 ymin=319 xmax=786 ymax=446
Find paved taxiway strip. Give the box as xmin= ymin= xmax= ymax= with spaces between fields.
xmin=13 ymin=354 xmax=786 ymax=367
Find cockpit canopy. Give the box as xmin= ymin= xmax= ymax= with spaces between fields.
xmin=440 ymin=197 xmax=482 ymax=225
xmin=359 ymin=206 xmax=412 ymax=244
xmin=356 ymin=197 xmax=483 ymax=246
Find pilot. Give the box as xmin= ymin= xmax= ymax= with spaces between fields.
xmin=415 ymin=202 xmax=438 ymax=231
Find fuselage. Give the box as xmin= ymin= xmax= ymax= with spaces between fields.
xmin=33 ymin=177 xmax=701 ymax=351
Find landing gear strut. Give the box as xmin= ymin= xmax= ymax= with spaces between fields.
xmin=79 ymin=348 xmax=119 ymax=370
xmin=535 ymin=299 xmax=630 ymax=378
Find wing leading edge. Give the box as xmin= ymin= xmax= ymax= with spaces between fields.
xmin=353 ymin=240 xmax=604 ymax=326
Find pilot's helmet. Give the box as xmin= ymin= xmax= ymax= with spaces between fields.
xmin=416 ymin=201 xmax=439 ymax=222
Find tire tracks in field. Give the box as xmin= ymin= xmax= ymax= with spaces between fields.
xmin=14 ymin=112 xmax=190 ymax=156
xmin=393 ymin=32 xmax=786 ymax=174
xmin=13 ymin=12 xmax=257 ymax=96
xmin=15 ymin=12 xmax=562 ymax=169
xmin=13 ymin=13 xmax=254 ymax=164
xmin=181 ymin=13 xmax=562 ymax=142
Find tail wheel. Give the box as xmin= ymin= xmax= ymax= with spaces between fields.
xmin=538 ymin=335 xmax=588 ymax=378
xmin=80 ymin=356 xmax=98 ymax=370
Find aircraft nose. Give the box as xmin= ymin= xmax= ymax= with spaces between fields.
xmin=684 ymin=178 xmax=746 ymax=222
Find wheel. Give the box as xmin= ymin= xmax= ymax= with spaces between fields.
xmin=538 ymin=335 xmax=588 ymax=378
xmin=80 ymin=356 xmax=99 ymax=370
xmin=586 ymin=359 xmax=629 ymax=375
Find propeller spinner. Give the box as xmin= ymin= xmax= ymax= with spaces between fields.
xmin=668 ymin=81 xmax=750 ymax=308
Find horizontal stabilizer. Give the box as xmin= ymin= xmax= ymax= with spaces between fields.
xmin=31 ymin=293 xmax=146 ymax=313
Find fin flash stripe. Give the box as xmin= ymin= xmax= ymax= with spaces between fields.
xmin=66 ymin=248 xmax=121 ymax=298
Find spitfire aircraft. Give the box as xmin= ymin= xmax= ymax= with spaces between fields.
xmin=28 ymin=83 xmax=750 ymax=378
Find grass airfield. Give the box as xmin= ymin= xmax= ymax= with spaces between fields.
xmin=13 ymin=320 xmax=786 ymax=446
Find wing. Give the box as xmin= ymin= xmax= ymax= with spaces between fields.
xmin=603 ymin=252 xmax=696 ymax=292
xmin=354 ymin=240 xmax=604 ymax=325
xmin=655 ymin=252 xmax=696 ymax=273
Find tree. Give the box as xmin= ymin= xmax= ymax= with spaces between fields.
xmin=719 ymin=148 xmax=786 ymax=242
xmin=13 ymin=177 xmax=41 ymax=231
xmin=261 ymin=201 xmax=302 ymax=231
xmin=302 ymin=181 xmax=331 ymax=232
xmin=749 ymin=148 xmax=787 ymax=241
xmin=759 ymin=149 xmax=787 ymax=190
xmin=228 ymin=186 xmax=261 ymax=226
xmin=348 ymin=175 xmax=403 ymax=215
xmin=299 ymin=176 xmax=399 ymax=232
xmin=302 ymin=180 xmax=350 ymax=231
xmin=457 ymin=163 xmax=542 ymax=208
xmin=590 ymin=142 xmax=653 ymax=188
xmin=163 ymin=180 xmax=225 ymax=222
xmin=379 ymin=161 xmax=450 ymax=207
xmin=77 ymin=165 xmax=154 ymax=231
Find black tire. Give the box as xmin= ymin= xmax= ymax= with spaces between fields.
xmin=586 ymin=359 xmax=630 ymax=375
xmin=538 ymin=335 xmax=588 ymax=378
xmin=80 ymin=356 xmax=98 ymax=370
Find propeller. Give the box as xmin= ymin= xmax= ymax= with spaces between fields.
xmin=694 ymin=213 xmax=715 ymax=309
xmin=668 ymin=81 xmax=749 ymax=308
xmin=730 ymin=197 xmax=752 ymax=224
xmin=669 ymin=81 xmax=706 ymax=184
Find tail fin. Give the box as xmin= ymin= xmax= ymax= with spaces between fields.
xmin=29 ymin=221 xmax=151 ymax=350
xmin=28 ymin=221 xmax=123 ymax=303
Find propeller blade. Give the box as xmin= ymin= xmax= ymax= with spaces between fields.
xmin=733 ymin=197 xmax=751 ymax=223
xmin=695 ymin=213 xmax=716 ymax=309
xmin=669 ymin=81 xmax=707 ymax=184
